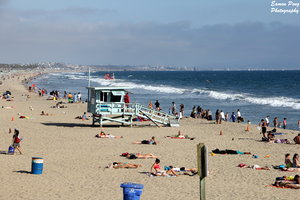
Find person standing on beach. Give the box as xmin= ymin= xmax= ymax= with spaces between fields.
xmin=148 ymin=101 xmax=153 ymax=109
xmin=73 ymin=93 xmax=77 ymax=103
xmin=265 ymin=116 xmax=270 ymax=127
xmin=207 ymin=109 xmax=212 ymax=120
xmin=225 ymin=112 xmax=229 ymax=121
xmin=155 ymin=100 xmax=160 ymax=110
xmin=230 ymin=112 xmax=236 ymax=122
xmin=179 ymin=104 xmax=184 ymax=119
xmin=237 ymin=109 xmax=241 ymax=122
xmin=220 ymin=110 xmax=225 ymax=121
xmin=283 ymin=118 xmax=287 ymax=129
xmin=77 ymin=92 xmax=82 ymax=102
xmin=124 ymin=92 xmax=130 ymax=104
xmin=170 ymin=102 xmax=176 ymax=115
xmin=273 ymin=117 xmax=278 ymax=128
xmin=261 ymin=119 xmax=267 ymax=139
xmin=12 ymin=129 xmax=23 ymax=155
xmin=215 ymin=109 xmax=220 ymax=124
xmin=298 ymin=120 xmax=300 ymax=129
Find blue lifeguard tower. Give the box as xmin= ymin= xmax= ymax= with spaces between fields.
xmin=86 ymin=86 xmax=177 ymax=127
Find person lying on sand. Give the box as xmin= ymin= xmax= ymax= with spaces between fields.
xmin=274 ymin=175 xmax=300 ymax=189
xmin=163 ymin=166 xmax=198 ymax=176
xmin=212 ymin=149 xmax=251 ymax=155
xmin=151 ymin=158 xmax=178 ymax=176
xmin=238 ymin=163 xmax=270 ymax=170
xmin=40 ymin=111 xmax=51 ymax=116
xmin=165 ymin=130 xmax=195 ymax=140
xmin=133 ymin=136 xmax=157 ymax=145
xmin=120 ymin=152 xmax=158 ymax=159
xmin=106 ymin=162 xmax=141 ymax=169
xmin=95 ymin=131 xmax=123 ymax=139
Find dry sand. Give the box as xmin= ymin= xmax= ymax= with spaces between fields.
xmin=0 ymin=71 xmax=299 ymax=200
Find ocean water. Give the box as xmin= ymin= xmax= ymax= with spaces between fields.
xmin=30 ymin=70 xmax=300 ymax=130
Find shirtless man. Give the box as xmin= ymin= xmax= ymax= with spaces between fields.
xmin=294 ymin=134 xmax=300 ymax=144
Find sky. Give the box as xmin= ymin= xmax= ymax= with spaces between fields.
xmin=0 ymin=0 xmax=299 ymax=69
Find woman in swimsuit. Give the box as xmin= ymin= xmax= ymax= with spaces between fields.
xmin=151 ymin=159 xmax=177 ymax=176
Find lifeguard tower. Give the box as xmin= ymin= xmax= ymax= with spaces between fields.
xmin=86 ymin=86 xmax=177 ymax=127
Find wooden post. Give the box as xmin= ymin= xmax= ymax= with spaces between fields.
xmin=197 ymin=143 xmax=208 ymax=200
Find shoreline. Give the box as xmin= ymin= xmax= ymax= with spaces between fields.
xmin=1 ymin=70 xmax=300 ymax=200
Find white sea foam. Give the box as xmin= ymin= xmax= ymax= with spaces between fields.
xmin=191 ymin=89 xmax=300 ymax=110
xmin=89 ymin=77 xmax=186 ymax=94
xmin=61 ymin=73 xmax=300 ymax=110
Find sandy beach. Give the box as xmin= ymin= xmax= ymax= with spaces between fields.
xmin=1 ymin=71 xmax=300 ymax=200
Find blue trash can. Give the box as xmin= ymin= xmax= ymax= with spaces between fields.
xmin=120 ymin=182 xmax=144 ymax=200
xmin=31 ymin=157 xmax=44 ymax=174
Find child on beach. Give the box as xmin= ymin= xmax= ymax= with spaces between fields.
xmin=12 ymin=129 xmax=23 ymax=155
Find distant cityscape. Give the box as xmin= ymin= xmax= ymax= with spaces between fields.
xmin=0 ymin=62 xmax=297 ymax=72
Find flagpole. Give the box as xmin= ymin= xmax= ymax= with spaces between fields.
xmin=88 ymin=67 xmax=91 ymax=87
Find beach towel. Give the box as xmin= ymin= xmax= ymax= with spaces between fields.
xmin=265 ymin=185 xmax=290 ymax=189
xmin=273 ymin=133 xmax=285 ymax=135
xmin=165 ymin=136 xmax=195 ymax=140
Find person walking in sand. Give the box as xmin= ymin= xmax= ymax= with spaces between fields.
xmin=12 ymin=129 xmax=23 ymax=155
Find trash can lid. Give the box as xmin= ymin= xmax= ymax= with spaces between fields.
xmin=120 ymin=182 xmax=144 ymax=189
xmin=32 ymin=157 xmax=43 ymax=159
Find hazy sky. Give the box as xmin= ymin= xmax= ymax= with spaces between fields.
xmin=0 ymin=0 xmax=299 ymax=68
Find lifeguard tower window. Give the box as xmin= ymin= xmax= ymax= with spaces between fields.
xmin=111 ymin=94 xmax=121 ymax=102
xmin=100 ymin=92 xmax=108 ymax=102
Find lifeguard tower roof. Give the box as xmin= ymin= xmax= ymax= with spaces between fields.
xmin=86 ymin=86 xmax=131 ymax=91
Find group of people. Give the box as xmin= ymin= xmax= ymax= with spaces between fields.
xmin=264 ymin=116 xmax=288 ymax=129
xmin=284 ymin=153 xmax=300 ymax=169
xmin=190 ymin=106 xmax=244 ymax=124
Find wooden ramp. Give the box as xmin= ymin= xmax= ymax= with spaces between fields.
xmin=92 ymin=103 xmax=178 ymax=127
